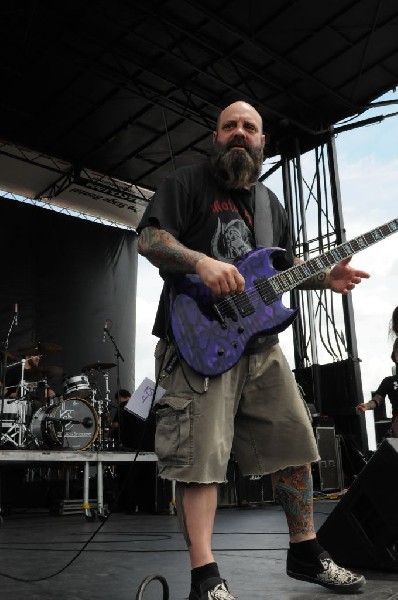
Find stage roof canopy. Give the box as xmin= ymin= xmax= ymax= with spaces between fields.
xmin=1 ymin=0 xmax=398 ymax=226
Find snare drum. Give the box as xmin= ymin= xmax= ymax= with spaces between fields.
xmin=64 ymin=374 xmax=92 ymax=399
xmin=0 ymin=398 xmax=20 ymax=432
xmin=0 ymin=398 xmax=31 ymax=431
xmin=30 ymin=397 xmax=98 ymax=450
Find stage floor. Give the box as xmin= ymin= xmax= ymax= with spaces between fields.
xmin=0 ymin=501 xmax=396 ymax=600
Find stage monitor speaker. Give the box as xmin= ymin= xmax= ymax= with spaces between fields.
xmin=317 ymin=438 xmax=398 ymax=572
xmin=294 ymin=359 xmax=360 ymax=415
xmin=374 ymin=420 xmax=392 ymax=445
xmin=318 ymin=359 xmax=361 ymax=415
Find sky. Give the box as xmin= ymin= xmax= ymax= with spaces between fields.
xmin=134 ymin=89 xmax=398 ymax=450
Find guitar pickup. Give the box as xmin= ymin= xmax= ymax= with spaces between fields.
xmin=232 ymin=292 xmax=255 ymax=317
xmin=254 ymin=276 xmax=278 ymax=305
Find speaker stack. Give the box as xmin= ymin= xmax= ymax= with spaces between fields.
xmin=317 ymin=438 xmax=398 ymax=572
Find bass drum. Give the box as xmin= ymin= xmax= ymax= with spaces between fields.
xmin=30 ymin=397 xmax=98 ymax=450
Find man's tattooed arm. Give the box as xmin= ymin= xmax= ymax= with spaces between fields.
xmin=138 ymin=226 xmax=206 ymax=274
xmin=138 ymin=225 xmax=245 ymax=295
xmin=297 ymin=269 xmax=331 ymax=290
xmin=293 ymin=257 xmax=331 ymax=290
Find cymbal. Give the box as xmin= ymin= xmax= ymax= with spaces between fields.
xmin=0 ymin=349 xmax=18 ymax=362
xmin=24 ymin=365 xmax=64 ymax=382
xmin=82 ymin=361 xmax=117 ymax=372
xmin=40 ymin=365 xmax=65 ymax=380
xmin=17 ymin=342 xmax=63 ymax=356
xmin=24 ymin=368 xmax=47 ymax=383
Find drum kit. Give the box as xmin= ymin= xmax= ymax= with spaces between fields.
xmin=0 ymin=342 xmax=117 ymax=452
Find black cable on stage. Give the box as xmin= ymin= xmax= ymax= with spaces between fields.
xmin=0 ymin=340 xmax=170 ymax=583
xmin=0 ymin=502 xmax=342 ymax=579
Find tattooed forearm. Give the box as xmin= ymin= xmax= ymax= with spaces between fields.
xmin=297 ymin=269 xmax=331 ymax=290
xmin=175 ymin=482 xmax=192 ymax=548
xmin=138 ymin=226 xmax=206 ymax=274
xmin=292 ymin=257 xmax=331 ymax=290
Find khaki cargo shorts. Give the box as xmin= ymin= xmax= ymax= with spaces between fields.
xmin=154 ymin=339 xmax=319 ymax=484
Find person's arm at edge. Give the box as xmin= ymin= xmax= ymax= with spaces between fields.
xmin=294 ymin=257 xmax=370 ymax=294
xmin=357 ymin=393 xmax=384 ymax=412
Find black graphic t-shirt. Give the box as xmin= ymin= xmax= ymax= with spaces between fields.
xmin=376 ymin=375 xmax=398 ymax=417
xmin=138 ymin=161 xmax=294 ymax=341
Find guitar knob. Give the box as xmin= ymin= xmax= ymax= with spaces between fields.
xmin=232 ymin=342 xmax=238 ymax=348
xmin=217 ymin=349 xmax=225 ymax=356
xmin=238 ymin=326 xmax=244 ymax=333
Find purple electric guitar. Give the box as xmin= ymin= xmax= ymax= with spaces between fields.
xmin=170 ymin=218 xmax=398 ymax=377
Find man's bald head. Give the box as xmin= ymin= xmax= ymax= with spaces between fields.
xmin=216 ymin=101 xmax=263 ymax=135
xmin=210 ymin=101 xmax=265 ymax=189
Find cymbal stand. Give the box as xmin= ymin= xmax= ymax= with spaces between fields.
xmin=101 ymin=370 xmax=113 ymax=450
xmin=0 ymin=360 xmax=26 ymax=448
xmin=91 ymin=371 xmax=111 ymax=451
xmin=94 ymin=384 xmax=103 ymax=450
xmin=0 ymin=399 xmax=20 ymax=447
xmin=104 ymin=323 xmax=124 ymax=451
xmin=17 ymin=359 xmax=28 ymax=447
xmin=1 ymin=384 xmax=27 ymax=449
xmin=0 ymin=306 xmax=18 ymax=447
xmin=5 ymin=362 xmax=31 ymax=448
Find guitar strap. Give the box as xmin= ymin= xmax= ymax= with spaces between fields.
xmin=253 ymin=181 xmax=273 ymax=247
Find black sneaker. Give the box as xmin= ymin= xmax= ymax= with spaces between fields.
xmin=287 ymin=550 xmax=366 ymax=593
xmin=189 ymin=577 xmax=237 ymax=600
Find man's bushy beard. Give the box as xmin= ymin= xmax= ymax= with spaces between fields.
xmin=209 ymin=140 xmax=264 ymax=190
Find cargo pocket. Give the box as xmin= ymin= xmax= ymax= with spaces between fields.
xmin=155 ymin=395 xmax=194 ymax=466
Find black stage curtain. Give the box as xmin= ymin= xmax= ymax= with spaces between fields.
xmin=0 ymin=198 xmax=137 ymax=397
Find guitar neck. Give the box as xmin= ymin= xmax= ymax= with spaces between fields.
xmin=269 ymin=218 xmax=398 ymax=295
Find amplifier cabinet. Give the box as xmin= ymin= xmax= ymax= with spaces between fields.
xmin=316 ymin=427 xmax=344 ymax=491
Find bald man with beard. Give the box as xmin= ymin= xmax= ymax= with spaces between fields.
xmin=137 ymin=101 xmax=368 ymax=599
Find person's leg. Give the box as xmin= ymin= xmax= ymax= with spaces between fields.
xmin=233 ymin=346 xmax=366 ymax=593
xmin=154 ymin=339 xmax=241 ymax=599
xmin=175 ymin=482 xmax=236 ymax=599
xmin=273 ymin=463 xmax=365 ymax=592
xmin=272 ymin=464 xmax=316 ymax=542
xmin=175 ymin=482 xmax=217 ymax=567
xmin=272 ymin=463 xmax=325 ymax=563
xmin=233 ymin=345 xmax=320 ymax=476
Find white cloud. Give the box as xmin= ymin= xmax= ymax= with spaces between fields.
xmin=135 ymin=258 xmax=163 ymax=385
xmin=336 ymin=149 xmax=398 ymax=415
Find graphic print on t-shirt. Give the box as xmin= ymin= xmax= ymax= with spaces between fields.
xmin=211 ymin=217 xmax=254 ymax=261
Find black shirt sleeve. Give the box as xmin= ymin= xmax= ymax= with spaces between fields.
xmin=375 ymin=377 xmax=392 ymax=398
xmin=137 ymin=164 xmax=205 ymax=239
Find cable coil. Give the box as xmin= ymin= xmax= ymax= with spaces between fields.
xmin=136 ymin=574 xmax=169 ymax=600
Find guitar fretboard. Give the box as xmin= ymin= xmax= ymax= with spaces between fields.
xmin=259 ymin=218 xmax=398 ymax=303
